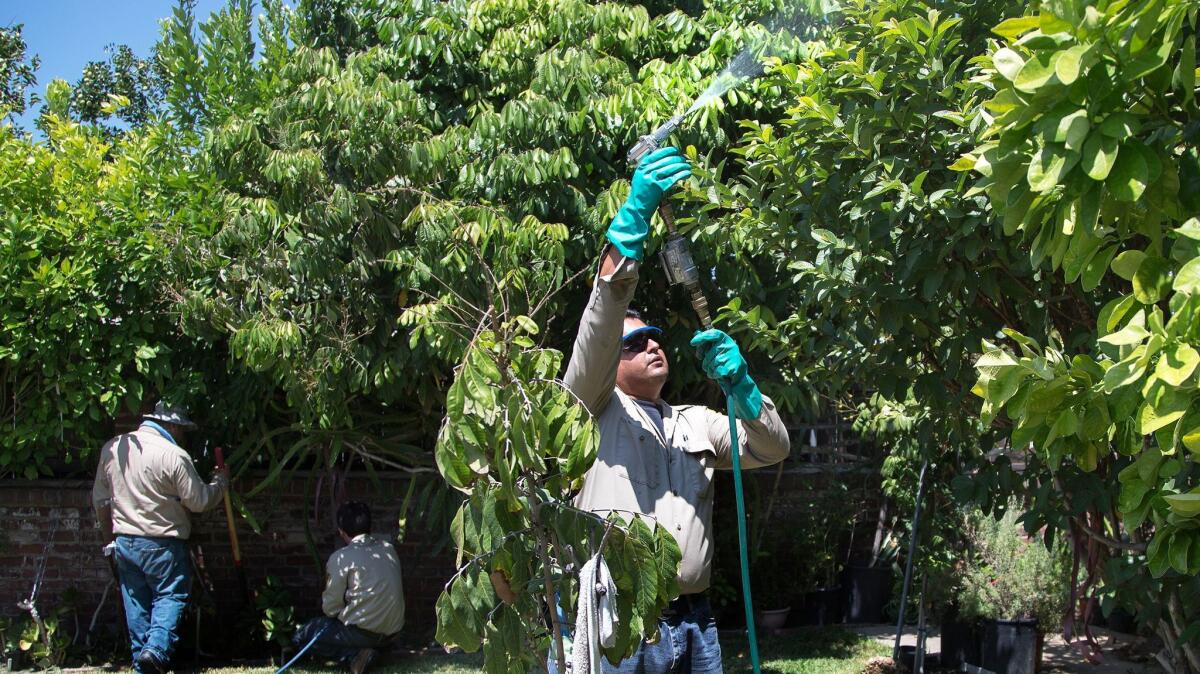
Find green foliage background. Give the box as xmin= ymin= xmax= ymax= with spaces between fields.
xmin=5 ymin=0 xmax=1200 ymax=669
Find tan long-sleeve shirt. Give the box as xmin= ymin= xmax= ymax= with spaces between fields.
xmin=92 ymin=425 xmax=227 ymax=539
xmin=565 ymin=249 xmax=791 ymax=594
xmin=322 ymin=534 xmax=406 ymax=636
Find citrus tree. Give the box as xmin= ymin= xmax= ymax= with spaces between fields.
xmin=681 ymin=0 xmax=1194 ymax=664
xmin=684 ymin=0 xmax=1086 ymax=617
xmin=967 ymin=0 xmax=1200 ymax=668
xmin=0 ymin=88 xmax=205 ymax=478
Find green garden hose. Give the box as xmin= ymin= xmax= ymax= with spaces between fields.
xmin=726 ymin=389 xmax=762 ymax=674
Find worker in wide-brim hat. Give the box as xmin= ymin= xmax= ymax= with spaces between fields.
xmin=92 ymin=400 xmax=229 ymax=674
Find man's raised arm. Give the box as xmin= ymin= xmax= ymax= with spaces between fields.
xmin=563 ymin=146 xmax=692 ymax=414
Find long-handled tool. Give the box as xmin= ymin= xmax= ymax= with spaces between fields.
xmin=894 ymin=460 xmax=929 ymax=662
xmin=629 ymin=131 xmax=761 ymax=674
xmin=214 ymin=446 xmax=251 ymax=603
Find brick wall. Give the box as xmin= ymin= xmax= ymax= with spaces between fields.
xmin=0 ymin=472 xmax=454 ymax=645
xmin=0 ymin=435 xmax=886 ymax=655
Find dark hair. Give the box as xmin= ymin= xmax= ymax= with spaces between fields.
xmin=625 ymin=308 xmax=643 ymax=321
xmin=337 ymin=501 xmax=372 ymax=537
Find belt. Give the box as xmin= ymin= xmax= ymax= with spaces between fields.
xmin=660 ymin=593 xmax=708 ymax=618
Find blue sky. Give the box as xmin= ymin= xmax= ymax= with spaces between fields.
xmin=3 ymin=0 xmax=234 ymax=129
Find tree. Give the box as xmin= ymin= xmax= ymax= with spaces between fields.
xmin=154 ymin=0 xmax=819 ymax=665
xmin=687 ymin=0 xmax=1082 ymax=623
xmin=0 ymin=24 xmax=39 ymax=123
xmin=0 ymin=108 xmax=208 ymax=478
xmin=968 ymin=1 xmax=1200 ymax=670
xmin=69 ymin=44 xmax=164 ymax=131
xmin=160 ymin=0 xmax=816 ymax=485
xmin=691 ymin=0 xmax=1200 ymax=666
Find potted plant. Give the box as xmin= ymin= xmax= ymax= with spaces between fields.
xmin=749 ymin=541 xmax=797 ymax=630
xmin=844 ymin=502 xmax=898 ymax=624
xmin=793 ymin=486 xmax=856 ymax=626
xmin=957 ymin=505 xmax=1070 ymax=674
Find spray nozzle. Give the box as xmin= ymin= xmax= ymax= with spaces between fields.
xmin=627 ymin=114 xmax=685 ymax=164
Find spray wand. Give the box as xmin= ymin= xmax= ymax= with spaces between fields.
xmin=628 ymin=122 xmax=762 ymax=674
xmin=626 ymin=116 xmax=711 ymax=330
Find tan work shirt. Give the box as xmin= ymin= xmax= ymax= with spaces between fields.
xmin=322 ymin=534 xmax=406 ymax=636
xmin=565 ymin=250 xmax=791 ymax=594
xmin=91 ymin=425 xmax=227 ymax=539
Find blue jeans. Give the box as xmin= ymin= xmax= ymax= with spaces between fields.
xmin=113 ymin=535 xmax=192 ymax=669
xmin=551 ymin=595 xmax=723 ymax=674
xmin=293 ymin=616 xmax=392 ymax=663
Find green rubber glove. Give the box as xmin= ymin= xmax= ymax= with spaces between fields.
xmin=691 ymin=329 xmax=763 ymax=420
xmin=606 ymin=146 xmax=692 ymax=260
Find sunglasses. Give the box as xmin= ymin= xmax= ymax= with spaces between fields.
xmin=621 ymin=326 xmax=664 ymax=354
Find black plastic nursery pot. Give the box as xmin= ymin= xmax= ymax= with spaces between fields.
xmin=938 ymin=614 xmax=981 ymax=671
xmin=798 ymin=586 xmax=844 ymax=625
xmin=898 ymin=645 xmax=939 ymax=673
xmin=843 ymin=565 xmax=893 ymax=624
xmin=980 ymin=618 xmax=1043 ymax=674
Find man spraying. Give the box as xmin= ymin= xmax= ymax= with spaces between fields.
xmin=291 ymin=502 xmax=405 ymax=674
xmin=92 ymin=401 xmax=230 ymax=674
xmin=565 ymin=146 xmax=791 ymax=673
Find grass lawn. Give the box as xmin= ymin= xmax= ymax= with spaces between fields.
xmin=193 ymin=627 xmax=887 ymax=674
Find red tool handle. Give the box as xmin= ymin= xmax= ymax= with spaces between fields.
xmin=214 ymin=446 xmax=227 ymax=470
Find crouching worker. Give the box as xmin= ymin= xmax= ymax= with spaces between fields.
xmin=292 ymin=502 xmax=405 ymax=674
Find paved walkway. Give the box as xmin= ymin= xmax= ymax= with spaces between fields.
xmin=847 ymin=624 xmax=1162 ymax=674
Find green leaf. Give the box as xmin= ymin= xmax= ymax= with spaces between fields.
xmin=1082 ymin=245 xmax=1117 ymax=291
xmin=1056 ymin=110 xmax=1090 ymax=151
xmin=1081 ymin=134 xmax=1119 ymax=180
xmin=1100 ymin=112 xmax=1140 ymax=140
xmin=1174 ymin=257 xmax=1200 ymax=294
xmin=1175 ymin=218 xmax=1200 ymax=241
xmin=1175 ymin=35 xmax=1196 ymax=104
xmin=1063 ymin=233 xmax=1105 ymax=283
xmin=1055 ymin=44 xmax=1089 ymax=84
xmin=1133 ymin=256 xmax=1171 ymax=304
xmin=1148 ymin=532 xmax=1171 ymax=577
xmin=515 ymin=315 xmax=540 ymax=335
xmin=1027 ymin=144 xmax=1078 ymax=193
xmin=1171 ymin=531 xmax=1193 ymax=573
xmin=1014 ymin=53 xmax=1059 ymax=93
xmin=992 ymin=16 xmax=1042 ymax=40
xmin=1045 ymin=408 xmax=1080 ymax=448
xmin=1111 ymin=250 xmax=1146 ymax=281
xmin=1108 ymin=143 xmax=1150 ymax=202
xmin=993 ymin=48 xmax=1025 ymax=80
xmin=1156 ymin=343 xmax=1200 ymax=387
xmin=1119 ymin=479 xmax=1151 ymax=514
xmin=1182 ymin=410 xmax=1200 ymax=454
xmin=1166 ymin=494 xmax=1200 ymax=513
xmin=1098 ymin=318 xmax=1149 ymax=346
xmin=949 ymin=154 xmax=977 ymax=171
xmin=1103 ymin=347 xmax=1148 ymax=392
xmin=1140 ymin=398 xmax=1187 ymax=434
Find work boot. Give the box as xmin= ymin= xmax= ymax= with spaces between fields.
xmin=136 ymin=649 xmax=168 ymax=674
xmin=349 ymin=648 xmax=377 ymax=674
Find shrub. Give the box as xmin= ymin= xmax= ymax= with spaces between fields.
xmin=958 ymin=504 xmax=1071 ymax=632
